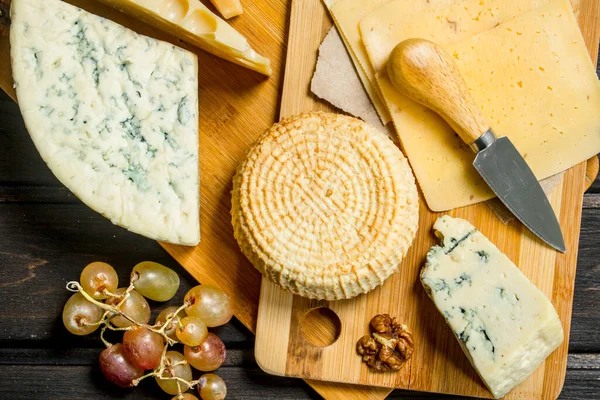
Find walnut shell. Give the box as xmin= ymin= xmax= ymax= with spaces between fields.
xmin=356 ymin=314 xmax=415 ymax=372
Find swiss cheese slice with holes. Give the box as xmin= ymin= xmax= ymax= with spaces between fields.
xmin=11 ymin=0 xmax=200 ymax=245
xmin=231 ymin=112 xmax=419 ymax=300
xmin=323 ymin=0 xmax=391 ymax=124
xmin=363 ymin=0 xmax=600 ymax=211
xmin=95 ymin=0 xmax=271 ymax=75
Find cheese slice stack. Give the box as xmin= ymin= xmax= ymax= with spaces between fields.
xmin=363 ymin=0 xmax=600 ymax=211
xmin=421 ymin=216 xmax=564 ymax=398
xmin=324 ymin=0 xmax=600 ymax=211
xmin=10 ymin=0 xmax=200 ymax=245
xmin=95 ymin=0 xmax=271 ymax=75
xmin=324 ymin=0 xmax=390 ymax=124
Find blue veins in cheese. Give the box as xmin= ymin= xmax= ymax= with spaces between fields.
xmin=421 ymin=216 xmax=563 ymax=399
xmin=10 ymin=0 xmax=200 ymax=245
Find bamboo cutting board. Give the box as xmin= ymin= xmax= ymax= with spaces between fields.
xmin=253 ymin=0 xmax=600 ymax=398
xmin=0 ymin=0 xmax=597 ymax=399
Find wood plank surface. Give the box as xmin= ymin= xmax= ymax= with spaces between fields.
xmin=254 ymin=0 xmax=600 ymax=398
xmin=0 ymin=1 xmax=598 ymax=400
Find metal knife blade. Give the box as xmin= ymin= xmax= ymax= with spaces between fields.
xmin=387 ymin=38 xmax=566 ymax=252
xmin=473 ymin=132 xmax=565 ymax=252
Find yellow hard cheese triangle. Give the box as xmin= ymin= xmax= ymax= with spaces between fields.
xmin=363 ymin=0 xmax=600 ymax=211
xmin=95 ymin=0 xmax=271 ymax=75
xmin=210 ymin=0 xmax=243 ymax=19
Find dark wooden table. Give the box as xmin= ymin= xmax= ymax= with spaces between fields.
xmin=1 ymin=60 xmax=600 ymax=399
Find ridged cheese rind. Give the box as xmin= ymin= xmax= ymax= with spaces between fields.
xmin=10 ymin=0 xmax=200 ymax=245
xmin=232 ymin=112 xmax=419 ymax=300
xmin=421 ymin=216 xmax=564 ymax=398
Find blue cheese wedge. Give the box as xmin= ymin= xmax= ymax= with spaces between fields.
xmin=421 ymin=216 xmax=563 ymax=398
xmin=10 ymin=0 xmax=200 ymax=245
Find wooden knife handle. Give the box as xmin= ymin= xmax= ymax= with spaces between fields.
xmin=387 ymin=38 xmax=489 ymax=147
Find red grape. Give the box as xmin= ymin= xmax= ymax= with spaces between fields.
xmin=184 ymin=333 xmax=226 ymax=371
xmin=99 ymin=343 xmax=144 ymax=388
xmin=123 ymin=326 xmax=164 ymax=369
xmin=184 ymin=286 xmax=233 ymax=327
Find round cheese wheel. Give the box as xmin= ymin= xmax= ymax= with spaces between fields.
xmin=232 ymin=112 xmax=419 ymax=300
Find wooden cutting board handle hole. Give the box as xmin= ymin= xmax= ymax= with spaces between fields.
xmin=300 ymin=307 xmax=342 ymax=347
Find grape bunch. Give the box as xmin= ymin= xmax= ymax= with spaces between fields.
xmin=62 ymin=261 xmax=232 ymax=400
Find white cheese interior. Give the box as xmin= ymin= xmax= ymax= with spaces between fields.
xmin=421 ymin=216 xmax=564 ymax=398
xmin=10 ymin=0 xmax=200 ymax=245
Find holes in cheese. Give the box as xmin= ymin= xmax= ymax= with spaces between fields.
xmin=185 ymin=9 xmax=218 ymax=35
xmin=159 ymin=0 xmax=190 ymax=22
xmin=94 ymin=0 xmax=271 ymax=75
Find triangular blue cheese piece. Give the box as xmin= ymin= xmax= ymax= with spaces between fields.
xmin=10 ymin=0 xmax=200 ymax=245
xmin=422 ymin=215 xmax=563 ymax=398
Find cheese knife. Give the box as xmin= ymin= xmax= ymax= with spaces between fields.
xmin=387 ymin=38 xmax=566 ymax=252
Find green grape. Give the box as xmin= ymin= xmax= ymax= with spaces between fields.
xmin=99 ymin=343 xmax=144 ymax=388
xmin=131 ymin=261 xmax=180 ymax=301
xmin=184 ymin=286 xmax=233 ymax=327
xmin=172 ymin=395 xmax=199 ymax=400
xmin=155 ymin=351 xmax=192 ymax=395
xmin=198 ymin=373 xmax=227 ymax=400
xmin=123 ymin=326 xmax=164 ymax=369
xmin=105 ymin=288 xmax=151 ymax=328
xmin=80 ymin=262 xmax=119 ymax=300
xmin=176 ymin=316 xmax=208 ymax=347
xmin=62 ymin=292 xmax=103 ymax=335
xmin=184 ymin=333 xmax=226 ymax=371
xmin=155 ymin=306 xmax=186 ymax=342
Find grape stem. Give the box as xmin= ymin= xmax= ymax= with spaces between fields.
xmin=101 ymin=289 xmax=121 ymax=298
xmin=104 ymin=323 xmax=133 ymax=332
xmin=154 ymin=303 xmax=187 ymax=347
xmin=99 ymin=325 xmax=112 ymax=348
xmin=131 ymin=342 xmax=199 ymax=391
xmin=66 ymin=281 xmax=179 ymax=342
xmin=65 ymin=280 xmax=207 ymax=393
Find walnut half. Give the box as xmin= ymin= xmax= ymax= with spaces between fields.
xmin=356 ymin=314 xmax=414 ymax=372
